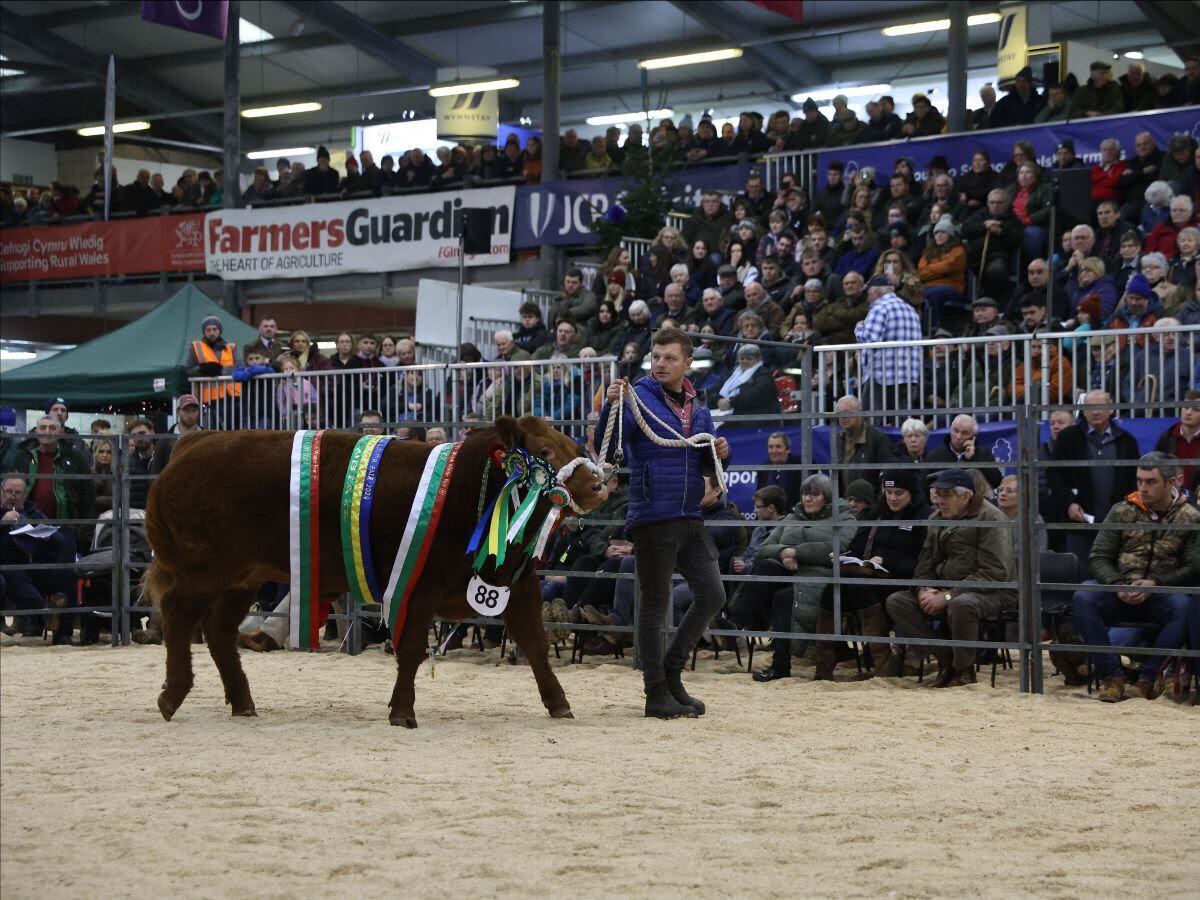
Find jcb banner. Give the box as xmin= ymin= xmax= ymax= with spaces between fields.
xmin=202 ymin=186 xmax=514 ymax=280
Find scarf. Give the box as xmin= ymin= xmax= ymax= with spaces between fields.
xmin=719 ymin=361 xmax=762 ymax=400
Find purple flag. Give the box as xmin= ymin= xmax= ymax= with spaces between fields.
xmin=141 ymin=1 xmax=229 ymax=40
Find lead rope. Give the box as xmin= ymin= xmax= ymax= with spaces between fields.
xmin=598 ymin=381 xmax=726 ymax=488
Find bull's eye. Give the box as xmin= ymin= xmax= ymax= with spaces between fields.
xmin=540 ymin=449 xmax=552 ymax=459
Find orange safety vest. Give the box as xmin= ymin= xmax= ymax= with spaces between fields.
xmin=191 ymin=340 xmax=242 ymax=402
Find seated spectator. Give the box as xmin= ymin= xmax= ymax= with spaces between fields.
xmin=814 ymin=467 xmax=930 ymax=679
xmin=995 ymin=473 xmax=1048 ymax=553
xmin=968 ymin=83 xmax=998 ymax=130
xmin=1090 ymin=139 xmax=1128 ymax=204
xmin=683 ymin=191 xmax=733 ymax=254
xmin=359 ymin=410 xmax=386 ymax=435
xmin=812 ymin=162 xmax=846 ymax=225
xmin=1155 ymin=390 xmax=1200 ymax=493
xmin=1070 ymin=256 xmax=1120 ymax=321
xmin=957 ymin=150 xmax=1000 ymax=216
xmin=844 ymin=480 xmax=875 ymax=516
xmin=513 ymin=301 xmax=550 ymax=355
xmin=1048 ymin=391 xmax=1140 ymax=564
xmin=1071 ymin=60 xmax=1124 ymax=117
xmin=1 ymin=473 xmax=78 ymax=642
xmin=740 ymin=474 xmax=852 ymax=681
xmin=656 ymin=282 xmax=701 ymax=329
xmin=716 ymin=344 xmax=781 ymax=416
xmin=1168 ymin=227 xmax=1199 ymax=286
xmin=585 ymin=300 xmax=625 ymax=355
xmin=925 ymin=414 xmax=1002 ymax=487
xmin=697 ymin=288 xmax=735 ymax=335
xmin=1118 ymin=132 xmax=1164 ymax=221
xmin=756 ymin=433 xmax=803 ymax=508
xmin=741 ymin=281 xmax=785 ymax=338
xmin=900 ymin=92 xmax=945 ymax=137
xmin=1093 ymin=200 xmax=1134 ymax=266
xmin=834 ymin=394 xmax=894 ymax=492
xmin=1112 ymin=230 xmax=1144 ymax=294
xmin=813 ymin=271 xmax=868 ymax=344
xmin=1008 ymin=162 xmax=1052 ymax=262
xmin=1124 ymin=317 xmax=1187 ymax=404
xmin=1107 ymin=274 xmax=1162 ymax=338
xmin=780 ymin=308 xmax=817 ymax=353
xmin=552 ymin=267 xmax=597 ymax=325
xmin=859 ymin=96 xmax=903 ymax=143
xmin=533 ymin=318 xmax=584 ymax=362
xmin=1140 ymin=180 xmax=1175 ymax=236
xmin=1034 ymin=82 xmax=1069 ymax=122
xmin=1072 ymin=453 xmax=1199 ymax=701
xmin=1137 ymin=251 xmax=1174 ymax=307
xmin=963 ymin=189 xmax=1022 ymax=301
xmin=1015 ymin=293 xmax=1048 ymax=334
xmin=893 ymin=417 xmax=930 ymax=464
xmin=617 ymin=302 xmax=653 ymax=358
xmin=833 ymin=218 xmax=880 ymax=279
xmin=583 ymin=135 xmax=611 ymax=171
xmin=1014 ymin=328 xmax=1073 ymax=407
xmin=917 ymin=216 xmax=966 ymax=327
xmin=1159 ymin=133 xmax=1196 ymax=185
xmin=886 ymin=467 xmax=1016 ymax=688
xmin=1145 ymin=195 xmax=1197 ymax=258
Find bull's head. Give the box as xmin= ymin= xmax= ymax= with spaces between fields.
xmin=493 ymin=415 xmax=608 ymax=514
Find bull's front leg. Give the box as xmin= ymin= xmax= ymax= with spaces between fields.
xmin=503 ymin=576 xmax=573 ymax=719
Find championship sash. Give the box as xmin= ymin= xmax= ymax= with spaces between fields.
xmin=340 ymin=434 xmax=393 ymax=607
xmin=381 ymin=441 xmax=461 ymax=650
xmin=288 ymin=430 xmax=326 ymax=649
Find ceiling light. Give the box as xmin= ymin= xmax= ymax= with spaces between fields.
xmin=241 ymin=101 xmax=322 ymax=118
xmin=239 ymin=17 xmax=274 ymax=44
xmin=77 ymin=121 xmax=151 ymax=136
xmin=638 ymin=48 xmax=743 ymax=70
xmin=0 ymin=349 xmax=37 ymax=361
xmin=586 ymin=108 xmax=673 ymax=126
xmin=795 ymin=83 xmax=892 ymax=103
xmin=428 ymin=78 xmax=520 ymax=97
xmin=246 ymin=146 xmax=315 ymax=160
xmin=882 ymin=12 xmax=1001 ymax=37
xmin=0 ymin=53 xmax=24 ymax=77
xmin=1124 ymin=51 xmax=1144 ymax=60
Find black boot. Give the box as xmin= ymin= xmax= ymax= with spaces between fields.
xmin=664 ymin=666 xmax=705 ymax=715
xmin=644 ymin=679 xmax=698 ymax=719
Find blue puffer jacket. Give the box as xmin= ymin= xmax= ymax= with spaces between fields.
xmin=594 ymin=376 xmax=719 ymax=527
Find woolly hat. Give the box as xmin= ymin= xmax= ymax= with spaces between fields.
xmin=44 ymin=397 xmax=68 ymax=414
xmin=832 ymin=93 xmax=848 ymax=107
xmin=803 ymin=278 xmax=824 ymax=290
xmin=802 ymin=97 xmax=818 ymax=112
xmin=933 ymin=215 xmax=958 ymax=237
xmin=845 ymin=479 xmax=876 ymax=505
xmin=608 ymin=269 xmax=627 ymax=286
xmin=316 ymin=145 xmax=330 ymax=160
xmin=879 ymin=468 xmax=921 ymax=496
xmin=1077 ymin=293 xmax=1103 ymax=321
xmin=678 ymin=113 xmax=694 ymax=130
xmin=345 ymin=153 xmax=359 ymax=169
xmin=201 ymin=314 xmax=223 ymax=334
xmin=1124 ymin=272 xmax=1153 ymax=300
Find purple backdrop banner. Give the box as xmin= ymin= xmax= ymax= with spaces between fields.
xmin=718 ymin=417 xmax=1173 ymax=515
xmin=815 ymin=108 xmax=1200 ymax=183
xmin=512 ymin=162 xmax=750 ymax=249
xmin=141 ymin=1 xmax=229 ymax=40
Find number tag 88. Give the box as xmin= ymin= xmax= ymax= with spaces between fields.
xmin=466 ymin=575 xmax=510 ymax=617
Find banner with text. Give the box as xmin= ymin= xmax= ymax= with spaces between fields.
xmin=816 ymin=108 xmax=1200 ymax=184
xmin=0 ymin=213 xmax=205 ymax=282
xmin=202 ymin=186 xmax=515 ymax=280
xmin=512 ymin=162 xmax=751 ymax=248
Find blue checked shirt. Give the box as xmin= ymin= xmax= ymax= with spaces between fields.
xmin=853 ymin=292 xmax=924 ymax=385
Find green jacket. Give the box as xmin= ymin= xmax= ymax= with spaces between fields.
xmin=812 ymin=294 xmax=868 ymax=345
xmin=1089 ymin=490 xmax=1200 ymax=586
xmin=551 ymin=290 xmax=598 ymax=327
xmin=532 ymin=336 xmax=583 ymax=360
xmin=1070 ymin=80 xmax=1123 ymax=118
xmin=756 ymin=499 xmax=856 ymax=615
xmin=786 ymin=115 xmax=830 ymax=151
xmin=914 ymin=495 xmax=1015 ymax=602
xmin=578 ymin=490 xmax=630 ymax=557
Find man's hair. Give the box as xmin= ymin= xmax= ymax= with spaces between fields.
xmin=260 ymin=315 xmax=276 ymax=324
xmin=652 ymin=326 xmax=693 ymax=356
xmin=1137 ymin=451 xmax=1178 ymax=480
xmin=92 ymin=419 xmax=112 ymax=431
xmin=494 ymin=329 xmax=514 ymax=343
xmin=768 ymin=431 xmax=791 ymax=449
xmin=1019 ymin=292 xmax=1045 ymax=309
xmin=2 ymin=472 xmax=27 ymax=488
xmin=1183 ymin=388 xmax=1200 ymax=405
xmin=555 ymin=316 xmax=578 ymax=332
xmin=518 ymin=301 xmax=542 ymax=318
xmin=564 ymin=267 xmax=583 ymax=280
xmin=245 ymin=347 xmax=268 ymax=358
xmin=827 ymin=160 xmax=845 ymax=173
xmin=360 ymin=409 xmax=383 ymax=421
xmin=753 ymin=485 xmax=789 ymax=516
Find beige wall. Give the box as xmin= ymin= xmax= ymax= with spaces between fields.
xmin=56 ymin=143 xmax=221 ymax=189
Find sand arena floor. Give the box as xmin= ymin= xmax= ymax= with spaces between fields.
xmin=1 ymin=637 xmax=1196 ymax=898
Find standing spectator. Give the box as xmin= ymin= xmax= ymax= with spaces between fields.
xmin=1118 ymin=133 xmax=1164 ymax=222
xmin=833 ymin=395 xmax=895 ymax=492
xmin=886 ymin=468 xmax=1016 ymax=688
xmin=241 ymin=167 xmax=274 ymax=204
xmin=243 ymin=315 xmax=284 ymax=366
xmin=682 ymin=191 xmax=733 ymax=250
xmin=853 ymin=275 xmax=923 ymax=417
xmin=1153 ymin=389 xmax=1200 ymax=493
xmin=788 ymin=98 xmax=830 ymax=150
xmin=968 ymin=83 xmax=998 ymax=130
xmin=123 ymin=168 xmax=161 ymax=215
xmin=1071 ymin=60 xmax=1124 ymax=117
xmin=558 ymin=129 xmax=589 ymax=172
xmin=1121 ymin=62 xmax=1158 ymax=111
xmin=813 ymin=162 xmax=846 ymax=225
xmin=126 ymin=418 xmax=156 ymax=511
xmin=10 ymin=416 xmax=94 ymax=541
xmin=1035 ymin=82 xmax=1070 ymax=122
xmin=302 ymin=146 xmax=340 ymax=195
xmin=584 ymin=136 xmax=611 ymax=171
xmin=1048 ymin=391 xmax=1140 ymax=564
xmin=860 ymin=95 xmax=903 ymax=142
xmin=957 ymin=151 xmax=1000 ymax=215
xmin=991 ymin=67 xmax=1043 ymax=126
xmin=1164 ymin=55 xmax=1200 ymax=107
xmin=963 ymin=189 xmax=1023 ymax=302
xmin=185 ymin=314 xmax=240 ymax=418
xmin=900 ymin=93 xmax=946 ymax=137
xmin=285 ymin=329 xmax=332 ymax=373
xmin=150 ymin=395 xmax=202 ymax=475
xmin=1072 ymin=453 xmax=1199 ymax=701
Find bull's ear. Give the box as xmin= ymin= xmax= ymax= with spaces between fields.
xmin=493 ymin=416 xmax=524 ymax=450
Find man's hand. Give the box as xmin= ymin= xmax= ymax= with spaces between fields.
xmin=731 ymin=558 xmax=747 ymax=574
xmin=781 ymin=556 xmax=799 ymax=573
xmin=604 ymin=541 xmax=632 ymax=560
xmin=1120 ymin=577 xmax=1157 ymax=605
xmin=1 ymin=509 xmax=19 ymax=523
xmin=1067 ymin=503 xmax=1088 ymax=524
xmin=717 ymin=398 xmax=732 ymax=411
xmin=961 ymin=436 xmax=976 ymax=460
xmin=918 ymin=588 xmax=949 ymax=616
xmin=604 ymin=379 xmax=629 ymax=403
xmin=714 ymin=437 xmax=730 ymax=460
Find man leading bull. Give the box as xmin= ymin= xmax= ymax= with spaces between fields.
xmin=597 ymin=327 xmax=731 ymax=719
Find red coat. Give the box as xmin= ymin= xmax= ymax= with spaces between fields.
xmin=1090 ymin=161 xmax=1127 ymax=202
xmin=1154 ymin=421 xmax=1200 ymax=492
xmin=1143 ymin=217 xmax=1199 ymax=258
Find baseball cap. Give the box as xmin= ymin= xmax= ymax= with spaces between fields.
xmin=1056 ymin=138 xmax=1075 ymax=153
xmin=1090 ymin=60 xmax=1112 ymax=72
xmin=866 ymin=274 xmax=892 ymax=288
xmin=177 ymin=394 xmax=201 ymax=409
xmin=930 ymin=468 xmax=974 ymax=491
xmin=971 ymin=296 xmax=999 ymax=308
xmin=717 ymin=264 xmax=737 ymax=277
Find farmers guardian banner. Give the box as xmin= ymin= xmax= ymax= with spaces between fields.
xmin=816 ymin=108 xmax=1200 ymax=183
xmin=203 ymin=185 xmax=515 ymax=280
xmin=0 ymin=213 xmax=205 ymax=282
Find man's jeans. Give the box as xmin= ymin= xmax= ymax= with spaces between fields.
xmin=1071 ymin=582 xmax=1190 ymax=681
xmin=629 ymin=518 xmax=726 ymax=685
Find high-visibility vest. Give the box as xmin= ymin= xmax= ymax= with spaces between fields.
xmin=191 ymin=340 xmax=242 ymax=402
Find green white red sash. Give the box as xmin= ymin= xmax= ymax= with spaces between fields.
xmin=288 ymin=430 xmax=326 ymax=649
xmin=382 ymin=441 xmax=461 ymax=650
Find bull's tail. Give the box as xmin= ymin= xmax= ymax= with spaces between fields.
xmin=139 ymin=558 xmax=175 ymax=609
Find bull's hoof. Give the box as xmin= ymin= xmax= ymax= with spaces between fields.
xmin=232 ymin=706 xmax=258 ymax=718
xmin=549 ymin=707 xmax=574 ymax=719
xmin=390 ymin=715 xmax=419 ymax=728
xmin=157 ymin=693 xmax=176 ymax=721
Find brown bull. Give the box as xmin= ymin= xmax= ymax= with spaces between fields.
xmin=143 ymin=416 xmax=607 ymax=727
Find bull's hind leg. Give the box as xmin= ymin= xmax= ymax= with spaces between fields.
xmin=203 ymin=588 xmax=258 ymax=717
xmin=503 ymin=579 xmax=573 ymax=719
xmin=388 ymin=603 xmax=436 ymax=728
xmin=157 ymin=591 xmax=210 ymax=721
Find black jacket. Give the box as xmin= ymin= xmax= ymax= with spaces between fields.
xmin=724 ymin=366 xmax=781 ymax=416
xmin=925 ymin=434 xmax=1003 ymax=488
xmin=845 ymin=495 xmax=930 ymax=580
xmin=1047 ymin=421 xmax=1139 ymax=520
xmin=303 ymin=165 xmax=340 ymax=195
xmin=757 ymin=452 xmax=804 ymax=508
xmin=513 ymin=322 xmax=549 ymax=354
xmin=9 ymin=438 xmax=95 ymax=541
